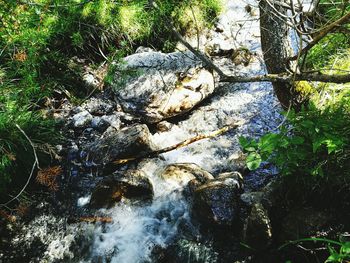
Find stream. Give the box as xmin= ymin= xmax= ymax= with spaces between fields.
xmin=2 ymin=0 xmax=286 ymax=262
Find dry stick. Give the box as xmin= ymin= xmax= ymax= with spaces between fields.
xmin=0 ymin=125 xmax=40 ymax=207
xmin=113 ymin=122 xmax=242 ymax=165
xmin=288 ymin=11 xmax=350 ymax=61
xmin=78 ymin=216 xmax=113 ymax=224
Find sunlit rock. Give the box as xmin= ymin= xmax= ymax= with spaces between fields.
xmin=112 ymin=51 xmax=215 ymax=123
xmin=90 ymin=169 xmax=154 ymax=208
xmin=72 ymin=110 xmax=93 ymax=128
xmin=160 ymin=163 xmax=214 ymax=188
xmin=85 ymin=124 xmax=157 ymax=165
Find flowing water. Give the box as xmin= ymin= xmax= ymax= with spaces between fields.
xmin=79 ymin=1 xmax=282 ymax=262
xmin=2 ymin=0 xmax=295 ymax=262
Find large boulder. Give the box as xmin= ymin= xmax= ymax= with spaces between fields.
xmin=192 ymin=172 xmax=243 ymax=227
xmin=113 ymin=51 xmax=215 ymax=123
xmin=85 ymin=124 xmax=157 ymax=165
xmin=160 ymin=163 xmax=214 ymax=188
xmin=90 ymin=169 xmax=153 ymax=208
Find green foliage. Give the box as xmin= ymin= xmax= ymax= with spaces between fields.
xmin=240 ymin=96 xmax=350 ymax=192
xmin=305 ymin=1 xmax=350 ymax=69
xmin=0 ymin=102 xmax=58 ymax=192
xmin=306 ymin=34 xmax=350 ymax=69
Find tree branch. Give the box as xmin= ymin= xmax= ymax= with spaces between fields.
xmin=220 ymin=72 xmax=350 ymax=83
xmin=150 ymin=0 xmax=350 ymax=85
xmin=288 ymin=12 xmax=350 ymax=61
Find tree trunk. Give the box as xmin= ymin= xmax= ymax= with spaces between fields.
xmin=259 ymin=0 xmax=305 ymax=109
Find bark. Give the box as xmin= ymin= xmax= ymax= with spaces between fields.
xmin=259 ymin=0 xmax=305 ymax=109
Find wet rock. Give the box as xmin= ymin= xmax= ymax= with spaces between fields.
xmin=85 ymin=124 xmax=157 ymax=165
xmin=160 ymin=163 xmax=214 ymax=188
xmin=113 ymin=51 xmax=215 ymax=123
xmin=205 ymin=42 xmax=234 ymax=57
xmin=243 ymin=203 xmax=272 ymax=250
xmin=90 ymin=169 xmax=154 ymax=208
xmin=193 ymin=172 xmax=243 ymax=227
xmin=231 ymin=48 xmax=254 ymax=66
xmin=280 ymin=208 xmax=331 ymax=240
xmin=72 ymin=110 xmax=93 ymax=128
xmin=160 ymin=239 xmax=218 ymax=263
xmin=240 ymin=191 xmax=265 ymax=207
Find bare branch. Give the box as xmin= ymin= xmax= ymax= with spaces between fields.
xmin=289 ymin=12 xmax=350 ymax=61
xmin=220 ymin=72 xmax=350 ymax=83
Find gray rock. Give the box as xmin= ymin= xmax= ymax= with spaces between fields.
xmin=135 ymin=46 xmax=154 ymax=53
xmin=240 ymin=192 xmax=265 ymax=207
xmin=82 ymin=97 xmax=114 ymax=115
xmin=85 ymin=124 xmax=157 ymax=165
xmin=72 ymin=110 xmax=93 ymax=128
xmin=160 ymin=163 xmax=214 ymax=188
xmin=91 ymin=116 xmax=110 ymax=132
xmin=193 ymin=173 xmax=243 ymax=227
xmin=113 ymin=51 xmax=215 ymax=123
xmin=90 ymin=169 xmax=154 ymax=208
xmin=101 ymin=114 xmax=122 ymax=130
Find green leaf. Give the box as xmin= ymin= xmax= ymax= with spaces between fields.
xmin=258 ymin=133 xmax=280 ymax=154
xmin=340 ymin=242 xmax=350 ymax=255
xmin=246 ymin=152 xmax=262 ymax=170
xmin=238 ymin=136 xmax=250 ymax=149
xmin=290 ymin=136 xmax=305 ymax=145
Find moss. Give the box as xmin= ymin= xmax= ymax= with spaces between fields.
xmin=295 ymin=81 xmax=315 ymax=96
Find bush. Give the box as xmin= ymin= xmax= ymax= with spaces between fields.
xmin=240 ymin=53 xmax=350 ymax=199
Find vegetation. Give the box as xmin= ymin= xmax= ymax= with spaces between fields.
xmin=241 ymin=0 xmax=350 ymax=201
xmin=0 ymin=0 xmax=222 ymax=200
xmin=240 ymin=1 xmax=350 ymax=261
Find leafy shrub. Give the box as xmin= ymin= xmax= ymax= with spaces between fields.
xmin=240 ymin=95 xmax=350 ymax=195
